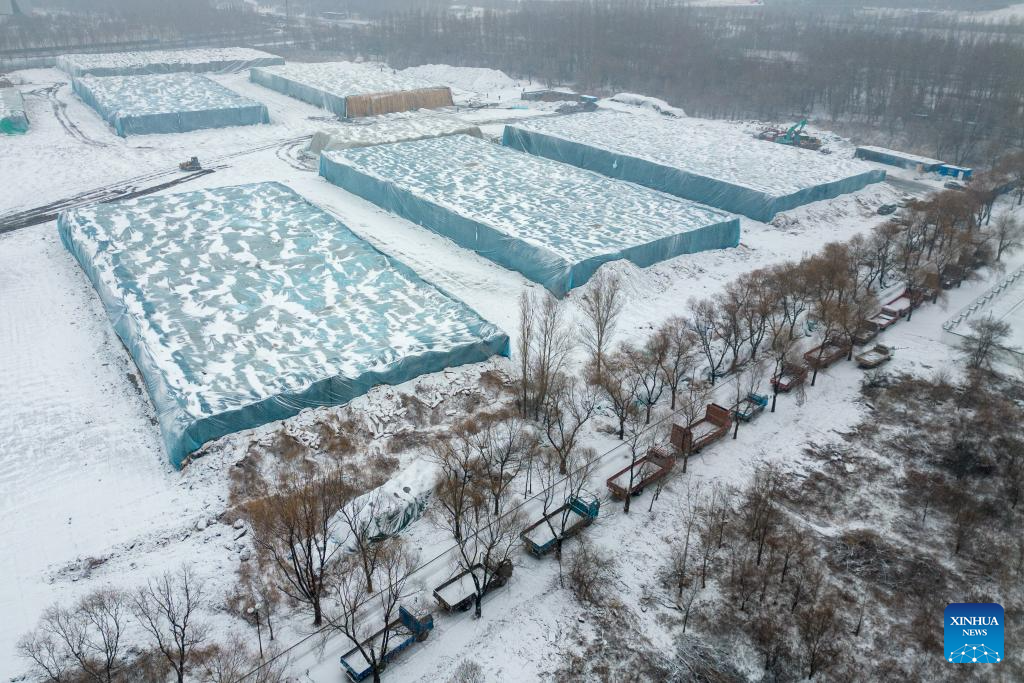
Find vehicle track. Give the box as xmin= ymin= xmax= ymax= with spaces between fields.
xmin=48 ymin=84 xmax=108 ymax=148
xmin=0 ymin=135 xmax=311 ymax=234
xmin=275 ymin=137 xmax=314 ymax=172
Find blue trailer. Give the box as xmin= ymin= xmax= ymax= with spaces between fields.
xmin=733 ymin=393 xmax=769 ymax=422
xmin=339 ymin=606 xmax=433 ymax=681
xmin=520 ymin=494 xmax=600 ymax=557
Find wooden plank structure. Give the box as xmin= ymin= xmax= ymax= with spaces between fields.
xmin=606 ymin=446 xmax=675 ymax=499
xmin=344 ymin=87 xmax=454 ymax=118
xmin=670 ymin=403 xmax=732 ymax=453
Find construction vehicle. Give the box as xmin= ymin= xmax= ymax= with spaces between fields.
xmin=179 ymin=156 xmax=201 ymax=172
xmin=756 ymin=119 xmax=822 ymax=150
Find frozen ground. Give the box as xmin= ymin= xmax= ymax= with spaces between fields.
xmin=0 ymin=60 xmax=990 ymax=680
xmin=56 ymin=47 xmax=284 ymax=78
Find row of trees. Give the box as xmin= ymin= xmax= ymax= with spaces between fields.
xmin=342 ymin=1 xmax=1024 ymax=165
xmin=18 ymin=566 xmax=288 ymax=683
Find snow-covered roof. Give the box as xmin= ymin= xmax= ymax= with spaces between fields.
xmin=251 ymin=61 xmax=445 ymax=99
xmin=308 ymin=110 xmax=480 ymax=156
xmin=58 ymin=182 xmax=507 ymax=465
xmin=856 ymin=145 xmax=944 ymax=168
xmin=322 ymin=134 xmax=737 ymax=265
xmin=74 ymin=73 xmax=261 ymax=117
xmin=56 ymin=47 xmax=283 ymax=77
xmin=509 ymin=110 xmax=875 ymax=198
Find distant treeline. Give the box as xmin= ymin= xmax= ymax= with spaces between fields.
xmin=339 ymin=1 xmax=1024 ymax=166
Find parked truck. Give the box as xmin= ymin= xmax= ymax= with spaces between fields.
xmin=606 ymin=446 xmax=675 ymax=499
xmin=732 ymin=393 xmax=769 ymax=422
xmin=432 ymin=559 xmax=513 ymax=613
xmin=339 ymin=606 xmax=433 ymax=682
xmin=520 ymin=494 xmax=600 ymax=557
xmin=855 ymin=344 xmax=893 ymax=369
xmin=771 ymin=363 xmax=808 ymax=393
xmin=803 ymin=340 xmax=851 ymax=370
xmin=670 ymin=403 xmax=732 ymax=454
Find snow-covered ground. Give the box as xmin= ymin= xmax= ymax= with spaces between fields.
xmin=0 ymin=60 xmax=991 ymax=680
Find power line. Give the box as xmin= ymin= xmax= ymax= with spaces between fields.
xmin=235 ymin=373 xmax=743 ymax=680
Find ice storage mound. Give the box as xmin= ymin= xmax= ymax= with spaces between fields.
xmin=1 ymin=87 xmax=29 ymax=134
xmin=320 ymin=134 xmax=740 ymax=297
xmin=72 ymin=73 xmax=269 ymax=137
xmin=250 ymin=62 xmax=453 ymax=118
xmin=308 ymin=110 xmax=481 ymax=156
xmin=58 ymin=182 xmax=508 ymax=467
xmin=57 ymin=47 xmax=283 ymax=77
xmin=503 ymin=111 xmax=886 ymax=222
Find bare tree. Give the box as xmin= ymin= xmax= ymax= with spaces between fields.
xmin=334 ymin=489 xmax=392 ymax=594
xmin=598 ymin=347 xmax=644 ymax=439
xmin=656 ymin=317 xmax=698 ymax=410
xmin=516 ymin=290 xmax=536 ymax=419
xmin=624 ymin=334 xmax=668 ymax=424
xmin=131 ymin=566 xmax=209 ymax=683
xmin=991 ymin=212 xmax=1024 ymax=261
xmin=246 ymin=469 xmax=350 ymax=626
xmin=795 ymin=593 xmax=846 ymax=680
xmin=429 ymin=425 xmax=481 ymax=542
xmin=477 ymin=412 xmax=533 ymax=513
xmin=688 ymin=296 xmax=730 ymax=385
xmin=960 ymin=316 xmax=1014 ymax=373
xmin=578 ymin=268 xmax=626 ymax=382
xmin=732 ymin=358 xmax=767 ymax=439
xmin=619 ymin=409 xmax=660 ymax=514
xmin=328 ymin=540 xmax=419 ymax=683
xmin=675 ymin=379 xmax=713 ymax=473
xmin=542 ymin=373 xmax=597 ymax=474
xmin=17 ymin=589 xmax=129 ymax=683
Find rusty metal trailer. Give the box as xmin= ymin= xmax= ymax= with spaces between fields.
xmin=606 ymin=446 xmax=675 ymax=499
xmin=803 ymin=341 xmax=850 ymax=370
xmin=670 ymin=403 xmax=732 ymax=454
xmin=771 ymin=363 xmax=808 ymax=393
xmin=855 ymin=344 xmax=893 ymax=369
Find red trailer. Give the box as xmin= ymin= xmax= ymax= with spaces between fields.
xmin=670 ymin=403 xmax=732 ymax=454
xmin=771 ymin=363 xmax=808 ymax=393
xmin=606 ymin=447 xmax=675 ymax=499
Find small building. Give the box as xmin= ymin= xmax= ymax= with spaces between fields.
xmin=854 ymin=145 xmax=944 ymax=173
xmin=939 ymin=164 xmax=973 ymax=181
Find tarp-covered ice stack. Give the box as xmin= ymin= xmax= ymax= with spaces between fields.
xmin=251 ymin=62 xmax=454 ymax=118
xmin=308 ymin=110 xmax=481 ymax=156
xmin=320 ymin=134 xmax=740 ymax=297
xmin=73 ymin=73 xmax=269 ymax=136
xmin=504 ymin=111 xmax=886 ymax=222
xmin=0 ymin=87 xmax=29 ymax=134
xmin=854 ymin=145 xmax=944 ymax=172
xmin=57 ymin=47 xmax=284 ymax=77
xmin=58 ymin=182 xmax=508 ymax=467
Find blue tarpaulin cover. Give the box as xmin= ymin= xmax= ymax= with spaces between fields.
xmin=72 ymin=73 xmax=269 ymax=137
xmin=320 ymin=134 xmax=740 ymax=297
xmin=503 ymin=111 xmax=886 ymax=222
xmin=57 ymin=47 xmax=284 ymax=77
xmin=250 ymin=62 xmax=452 ymax=118
xmin=58 ymin=182 xmax=508 ymax=467
xmin=0 ymin=87 xmax=29 ymax=134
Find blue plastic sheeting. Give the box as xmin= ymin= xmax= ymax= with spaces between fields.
xmin=504 ymin=112 xmax=886 ymax=222
xmin=1 ymin=87 xmax=29 ymax=134
xmin=58 ymin=182 xmax=508 ymax=467
xmin=320 ymin=134 xmax=740 ymax=298
xmin=855 ymin=146 xmax=944 ymax=172
xmin=72 ymin=73 xmax=269 ymax=137
xmin=250 ymin=62 xmax=453 ymax=118
xmin=56 ymin=47 xmax=284 ymax=77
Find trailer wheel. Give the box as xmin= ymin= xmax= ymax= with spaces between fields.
xmin=417 ymin=629 xmax=430 ymax=642
xmin=632 ymin=487 xmax=644 ymax=497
